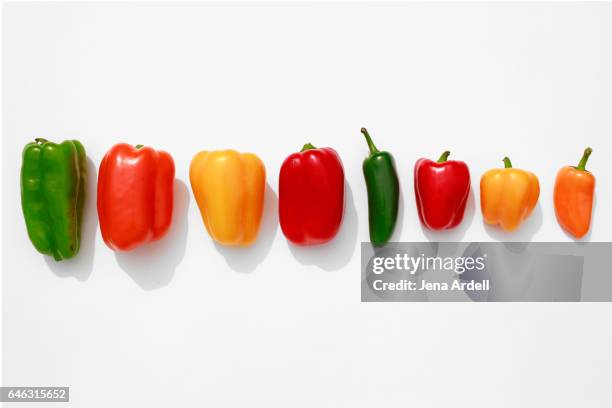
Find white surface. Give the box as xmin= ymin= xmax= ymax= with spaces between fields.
xmin=3 ymin=3 xmax=612 ymax=407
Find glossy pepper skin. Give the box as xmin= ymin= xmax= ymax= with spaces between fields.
xmin=414 ymin=151 xmax=471 ymax=231
xmin=359 ymin=128 xmax=399 ymax=246
xmin=554 ymin=148 xmax=595 ymax=239
xmin=97 ymin=143 xmax=175 ymax=251
xmin=21 ymin=138 xmax=87 ymax=261
xmin=279 ymin=143 xmax=344 ymax=245
xmin=190 ymin=150 xmax=265 ymax=246
xmin=480 ymin=157 xmax=540 ymax=232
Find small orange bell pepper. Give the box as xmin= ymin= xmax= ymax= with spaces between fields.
xmin=554 ymin=148 xmax=595 ymax=239
xmin=190 ymin=149 xmax=265 ymax=246
xmin=480 ymin=157 xmax=540 ymax=232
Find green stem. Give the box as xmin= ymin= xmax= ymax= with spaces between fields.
xmin=360 ymin=128 xmax=379 ymax=155
xmin=576 ymin=147 xmax=593 ymax=171
xmin=35 ymin=138 xmax=48 ymax=145
xmin=437 ymin=151 xmax=451 ymax=163
xmin=503 ymin=157 xmax=512 ymax=168
xmin=135 ymin=144 xmax=144 ymax=149
xmin=301 ymin=143 xmax=316 ymax=152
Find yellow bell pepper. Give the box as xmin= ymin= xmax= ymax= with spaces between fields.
xmin=480 ymin=157 xmax=540 ymax=232
xmin=190 ymin=150 xmax=266 ymax=246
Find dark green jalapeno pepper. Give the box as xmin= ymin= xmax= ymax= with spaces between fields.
xmin=360 ymin=128 xmax=400 ymax=246
xmin=21 ymin=138 xmax=87 ymax=261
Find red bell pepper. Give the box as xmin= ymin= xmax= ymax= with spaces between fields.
xmin=97 ymin=143 xmax=175 ymax=251
xmin=279 ymin=143 xmax=345 ymax=245
xmin=414 ymin=151 xmax=471 ymax=230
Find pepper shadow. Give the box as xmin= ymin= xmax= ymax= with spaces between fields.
xmin=114 ymin=180 xmax=189 ymax=290
xmin=288 ymin=183 xmax=359 ymax=271
xmin=45 ymin=157 xmax=97 ymax=281
xmin=483 ymin=203 xmax=543 ymax=242
xmin=213 ymin=183 xmax=278 ymax=273
xmin=420 ymin=188 xmax=476 ymax=245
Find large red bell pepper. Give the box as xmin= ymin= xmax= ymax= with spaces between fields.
xmin=97 ymin=143 xmax=175 ymax=251
xmin=279 ymin=143 xmax=344 ymax=245
xmin=414 ymin=151 xmax=471 ymax=230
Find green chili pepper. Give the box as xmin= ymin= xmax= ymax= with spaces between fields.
xmin=20 ymin=138 xmax=87 ymax=261
xmin=360 ymin=128 xmax=400 ymax=246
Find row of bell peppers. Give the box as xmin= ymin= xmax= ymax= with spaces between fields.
xmin=20 ymin=132 xmax=596 ymax=261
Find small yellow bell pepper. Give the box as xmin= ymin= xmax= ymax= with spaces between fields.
xmin=480 ymin=157 xmax=540 ymax=232
xmin=190 ymin=150 xmax=266 ymax=246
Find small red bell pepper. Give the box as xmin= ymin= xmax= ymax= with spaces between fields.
xmin=414 ymin=151 xmax=471 ymax=230
xmin=97 ymin=143 xmax=175 ymax=251
xmin=279 ymin=143 xmax=345 ymax=245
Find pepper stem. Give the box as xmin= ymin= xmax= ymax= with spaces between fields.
xmin=576 ymin=147 xmax=593 ymax=171
xmin=360 ymin=128 xmax=379 ymax=155
xmin=301 ymin=143 xmax=316 ymax=152
xmin=437 ymin=151 xmax=451 ymax=163
xmin=503 ymin=157 xmax=513 ymax=168
xmin=135 ymin=144 xmax=144 ymax=149
xmin=34 ymin=138 xmax=48 ymax=145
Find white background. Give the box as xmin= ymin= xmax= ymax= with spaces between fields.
xmin=3 ymin=3 xmax=612 ymax=407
